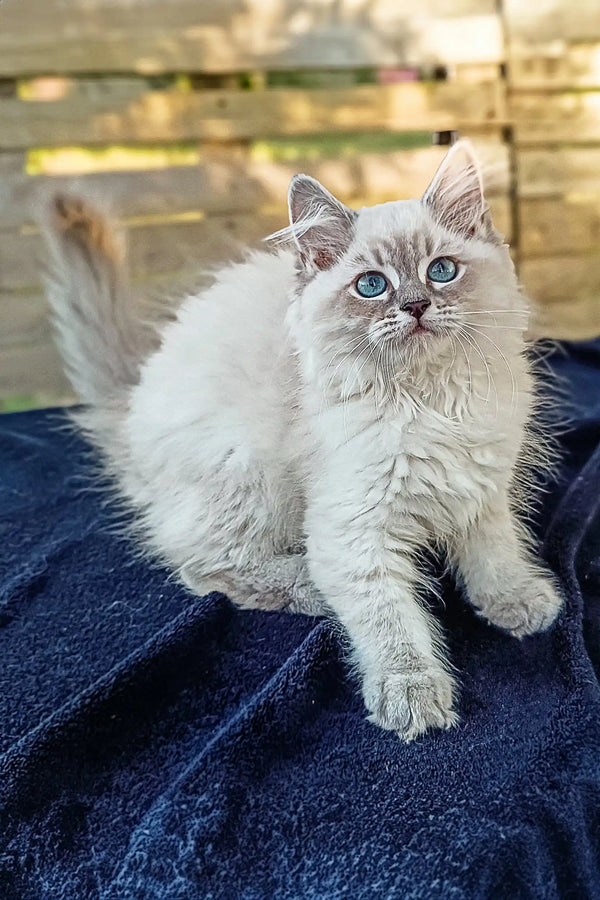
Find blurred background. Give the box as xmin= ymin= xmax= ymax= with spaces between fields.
xmin=1 ymin=0 xmax=600 ymax=411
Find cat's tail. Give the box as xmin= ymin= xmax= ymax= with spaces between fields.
xmin=43 ymin=195 xmax=152 ymax=406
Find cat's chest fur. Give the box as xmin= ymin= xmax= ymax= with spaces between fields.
xmin=312 ymin=382 xmax=516 ymax=538
xmin=385 ymin=403 xmax=508 ymax=532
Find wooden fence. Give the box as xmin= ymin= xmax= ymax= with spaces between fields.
xmin=0 ymin=0 xmax=599 ymax=407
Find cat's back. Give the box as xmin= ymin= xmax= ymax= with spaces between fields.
xmin=129 ymin=249 xmax=297 ymax=428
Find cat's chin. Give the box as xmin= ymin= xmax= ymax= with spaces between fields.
xmin=393 ymin=323 xmax=452 ymax=361
xmin=405 ymin=321 xmax=445 ymax=343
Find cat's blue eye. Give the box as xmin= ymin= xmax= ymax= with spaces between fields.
xmin=427 ymin=257 xmax=457 ymax=283
xmin=355 ymin=271 xmax=388 ymax=298
xmin=427 ymin=256 xmax=457 ymax=283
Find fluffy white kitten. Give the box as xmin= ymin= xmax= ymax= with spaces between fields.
xmin=44 ymin=141 xmax=562 ymax=741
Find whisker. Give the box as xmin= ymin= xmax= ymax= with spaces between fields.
xmin=460 ymin=309 xmax=528 ymax=315
xmin=340 ymin=340 xmax=379 ymax=443
xmin=459 ymin=324 xmax=528 ymax=334
xmin=318 ymin=332 xmax=373 ymax=414
xmin=373 ymin=342 xmax=387 ymax=423
xmin=457 ymin=327 xmax=499 ymax=414
xmin=462 ymin=323 xmax=518 ymax=412
xmin=452 ymin=331 xmax=474 ymax=413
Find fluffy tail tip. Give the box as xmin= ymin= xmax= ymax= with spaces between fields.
xmin=49 ymin=193 xmax=124 ymax=266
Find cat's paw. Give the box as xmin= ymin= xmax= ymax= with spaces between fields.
xmin=362 ymin=662 xmax=458 ymax=742
xmin=476 ymin=573 xmax=563 ymax=638
xmin=181 ymin=568 xmax=288 ymax=610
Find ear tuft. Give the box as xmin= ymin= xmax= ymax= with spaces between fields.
xmin=286 ymin=175 xmax=356 ymax=272
xmin=422 ymin=140 xmax=487 ymax=239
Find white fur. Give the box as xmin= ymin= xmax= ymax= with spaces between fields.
xmin=45 ymin=142 xmax=563 ymax=741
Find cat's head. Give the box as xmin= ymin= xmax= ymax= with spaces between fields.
xmin=281 ymin=140 xmax=526 ymax=383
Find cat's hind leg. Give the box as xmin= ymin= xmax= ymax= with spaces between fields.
xmin=126 ymin=385 xmax=318 ymax=613
xmin=181 ymin=554 xmax=326 ymax=616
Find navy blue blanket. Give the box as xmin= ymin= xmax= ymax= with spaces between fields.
xmin=2 ymin=342 xmax=600 ymax=900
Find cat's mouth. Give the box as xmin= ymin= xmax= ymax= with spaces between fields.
xmin=373 ymin=318 xmax=442 ymax=347
xmin=410 ymin=320 xmax=434 ymax=336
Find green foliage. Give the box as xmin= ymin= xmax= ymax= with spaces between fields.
xmin=252 ymin=131 xmax=431 ymax=162
xmin=266 ymin=68 xmax=377 ymax=89
xmin=0 ymin=394 xmax=45 ymax=413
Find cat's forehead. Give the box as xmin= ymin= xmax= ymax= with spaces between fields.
xmin=351 ymin=199 xmax=438 ymax=269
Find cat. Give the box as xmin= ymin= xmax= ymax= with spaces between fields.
xmin=43 ymin=140 xmax=562 ymax=741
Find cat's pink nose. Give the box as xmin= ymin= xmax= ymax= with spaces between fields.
xmin=402 ymin=300 xmax=430 ymax=320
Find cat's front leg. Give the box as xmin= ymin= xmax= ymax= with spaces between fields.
xmin=307 ymin=508 xmax=458 ymax=741
xmin=452 ymin=494 xmax=563 ymax=637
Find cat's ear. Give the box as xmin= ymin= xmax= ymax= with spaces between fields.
xmin=422 ymin=140 xmax=494 ymax=240
xmin=287 ymin=175 xmax=356 ymax=271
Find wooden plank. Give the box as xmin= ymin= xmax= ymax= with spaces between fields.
xmin=510 ymin=78 xmax=600 ymax=91
xmin=518 ymin=148 xmax=600 ymax=198
xmin=0 ymin=152 xmax=26 ymax=175
xmin=0 ymin=338 xmax=72 ymax=397
xmin=0 ymin=191 xmax=512 ymax=294
xmin=520 ymin=254 xmax=600 ymax=324
xmin=528 ymin=296 xmax=600 ymax=342
xmin=0 ymin=214 xmax=284 ymax=293
xmin=0 ymin=291 xmax=51 ymax=347
xmin=520 ymin=197 xmax=600 ymax=257
xmin=0 ymin=141 xmax=510 ymax=231
xmin=0 ymin=2 xmax=501 ymax=76
xmin=512 ymin=89 xmax=600 ymax=145
xmin=506 ymin=1 xmax=600 ymax=43
xmin=0 ymin=81 xmax=505 ymax=151
xmin=510 ymin=45 xmax=600 ymax=88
